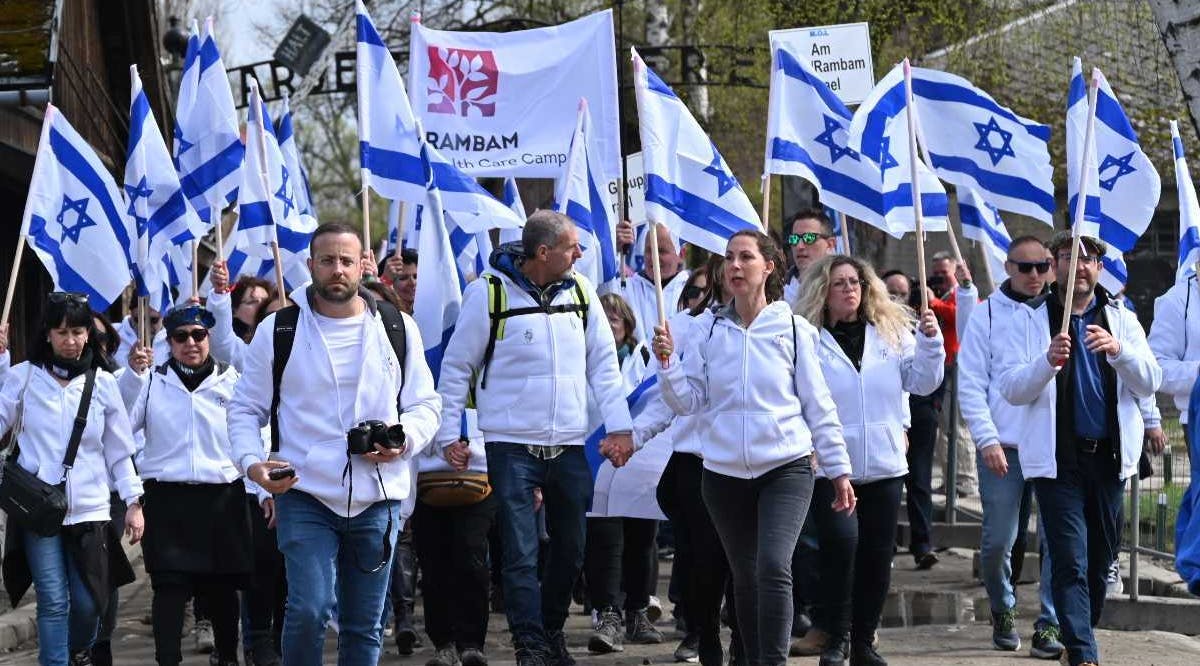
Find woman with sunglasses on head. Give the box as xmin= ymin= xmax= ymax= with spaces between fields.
xmin=794 ymin=256 xmax=943 ymax=666
xmin=0 ymin=292 xmax=144 ymax=666
xmin=650 ymin=232 xmax=854 ymax=666
xmin=122 ymin=305 xmax=253 ymax=666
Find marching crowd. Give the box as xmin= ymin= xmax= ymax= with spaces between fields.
xmin=0 ymin=206 xmax=1193 ymax=666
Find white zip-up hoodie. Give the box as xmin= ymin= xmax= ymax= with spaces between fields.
xmin=995 ymin=292 xmax=1162 ymax=480
xmin=115 ymin=317 xmax=169 ymax=370
xmin=601 ymin=270 xmax=691 ymax=342
xmin=1149 ymin=278 xmax=1200 ymax=424
xmin=657 ymin=301 xmax=852 ymax=479
xmin=228 ymin=288 xmax=442 ymax=517
xmin=0 ymin=363 xmax=143 ymax=523
xmin=207 ymin=290 xmax=248 ymax=372
xmin=120 ymin=362 xmax=241 ymax=484
xmin=633 ymin=310 xmax=712 ymax=457
xmin=959 ymin=285 xmax=1037 ymax=450
xmin=436 ymin=264 xmax=632 ymax=448
xmin=815 ymin=322 xmax=944 ymax=483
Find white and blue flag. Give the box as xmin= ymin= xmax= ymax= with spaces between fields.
xmin=632 ymin=48 xmax=760 ymax=255
xmin=125 ymin=65 xmax=206 ymax=314
xmin=498 ymin=177 xmax=525 ymax=245
xmin=413 ymin=143 xmax=463 ymax=383
xmin=846 ymin=63 xmax=949 ymax=237
xmin=426 ymin=143 xmax=524 ymax=234
xmin=1067 ymin=58 xmax=1161 ymax=292
xmin=22 ymin=105 xmax=134 ymax=309
xmin=908 ymin=67 xmax=1054 ymax=225
xmin=557 ymin=99 xmax=620 ymax=285
xmin=957 ymin=187 xmax=1011 ymax=282
xmin=173 ymin=17 xmax=243 ymax=226
xmin=276 ymin=93 xmax=316 ymax=224
xmin=1172 ymin=120 xmax=1200 ymax=283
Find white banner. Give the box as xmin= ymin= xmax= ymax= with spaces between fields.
xmin=409 ymin=11 xmax=620 ymax=180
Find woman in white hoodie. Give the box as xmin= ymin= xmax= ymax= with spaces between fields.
xmin=652 ymin=231 xmax=855 ymax=666
xmin=795 ymin=255 xmax=944 ymax=666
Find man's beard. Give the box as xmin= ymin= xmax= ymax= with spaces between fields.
xmin=316 ymin=279 xmax=358 ymax=303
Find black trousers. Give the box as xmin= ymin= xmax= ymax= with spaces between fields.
xmin=848 ymin=478 xmax=904 ymax=641
xmin=413 ymin=495 xmax=498 ymax=650
xmin=243 ymin=495 xmax=286 ymax=653
xmin=584 ymin=517 xmax=658 ymax=613
xmin=151 ymin=573 xmax=239 ymax=665
xmin=808 ymin=478 xmax=858 ymax=640
xmin=906 ymin=386 xmax=943 ymax=557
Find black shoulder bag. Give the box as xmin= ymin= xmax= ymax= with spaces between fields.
xmin=0 ymin=368 xmax=96 ymax=537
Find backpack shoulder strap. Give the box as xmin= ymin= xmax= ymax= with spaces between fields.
xmin=375 ymin=301 xmax=408 ymax=391
xmin=270 ymin=305 xmax=301 ymax=453
xmin=572 ymin=276 xmax=591 ymax=330
xmin=62 ymin=369 xmax=96 ymax=476
xmin=480 ymin=275 xmax=507 ymax=390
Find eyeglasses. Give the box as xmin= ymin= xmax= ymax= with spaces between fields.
xmin=1055 ymin=254 xmax=1100 ymax=266
xmin=1008 ymin=260 xmax=1052 ymax=275
xmin=48 ymin=292 xmax=88 ymax=306
xmin=831 ymin=278 xmax=861 ymax=290
xmin=169 ymin=329 xmax=209 ymax=344
xmin=786 ymin=232 xmax=831 ymax=247
xmin=680 ymin=285 xmax=704 ymax=301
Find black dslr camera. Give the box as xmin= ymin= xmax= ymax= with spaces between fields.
xmin=347 ymin=420 xmax=406 ymax=456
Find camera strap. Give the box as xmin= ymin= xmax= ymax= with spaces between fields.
xmin=341 ymin=455 xmax=394 ymax=575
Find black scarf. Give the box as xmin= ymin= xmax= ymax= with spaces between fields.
xmin=170 ymin=356 xmax=216 ymax=392
xmin=47 ymin=348 xmax=93 ymax=381
xmin=999 ymin=278 xmax=1039 ymax=304
xmin=827 ymin=319 xmax=867 ymax=370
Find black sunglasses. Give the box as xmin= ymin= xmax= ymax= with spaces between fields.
xmin=1008 ymin=260 xmax=1052 ymax=275
xmin=169 ymin=329 xmax=209 ymax=344
xmin=48 ymin=291 xmax=89 ymax=306
xmin=680 ymin=285 xmax=704 ymax=301
xmin=786 ymin=232 xmax=831 ymax=247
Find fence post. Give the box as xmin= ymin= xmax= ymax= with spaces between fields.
xmin=1130 ymin=472 xmax=1139 ymax=602
xmin=946 ymin=366 xmax=959 ymax=526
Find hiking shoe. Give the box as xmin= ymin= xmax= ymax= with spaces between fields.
xmin=194 ymin=619 xmax=215 ymax=654
xmin=991 ymin=609 xmax=1020 ymax=651
xmin=819 ymin=637 xmax=850 ymax=666
xmin=70 ymin=651 xmax=94 ymax=666
xmin=547 ymin=630 xmax=575 ymax=666
xmin=427 ymin=646 xmax=461 ymax=666
xmin=626 ymin=608 xmax=664 ymax=644
xmin=589 ymin=609 xmax=625 ymax=653
xmin=397 ymin=628 xmax=419 ymax=656
xmin=248 ymin=635 xmax=283 ymax=666
xmin=915 ymin=551 xmax=939 ymax=570
xmin=1029 ymin=624 xmax=1064 ymax=660
xmin=673 ymin=632 xmax=700 ymax=662
xmin=790 ymin=627 xmax=828 ymax=656
xmin=850 ymin=641 xmax=888 ymax=666
xmin=460 ymin=648 xmax=488 ymax=666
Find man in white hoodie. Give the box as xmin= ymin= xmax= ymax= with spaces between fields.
xmin=604 ymin=221 xmax=688 ymax=342
xmin=1148 ymin=275 xmax=1200 ymax=441
xmin=437 ymin=210 xmax=634 ymax=666
xmin=958 ymin=235 xmax=1063 ymax=659
xmin=995 ymin=231 xmax=1161 ymax=666
xmin=227 ymin=222 xmax=442 ymax=666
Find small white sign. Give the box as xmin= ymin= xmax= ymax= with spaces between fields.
xmin=607 ymin=152 xmax=647 ymax=225
xmin=772 ymin=22 xmax=874 ymax=105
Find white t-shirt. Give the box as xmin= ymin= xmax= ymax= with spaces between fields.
xmin=313 ymin=310 xmax=366 ymax=429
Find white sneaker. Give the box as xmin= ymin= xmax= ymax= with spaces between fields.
xmin=193 ymin=619 xmax=214 ymax=654
xmin=1105 ymin=560 xmax=1123 ymax=596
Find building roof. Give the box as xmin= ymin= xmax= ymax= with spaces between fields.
xmin=0 ymin=1 xmax=55 ymax=88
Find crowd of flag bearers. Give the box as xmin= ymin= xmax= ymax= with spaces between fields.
xmin=4 ymin=4 xmax=1200 ymax=666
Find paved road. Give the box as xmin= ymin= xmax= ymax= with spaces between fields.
xmin=0 ymin=548 xmax=1198 ymax=664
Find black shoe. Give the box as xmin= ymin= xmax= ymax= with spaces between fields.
xmin=460 ymin=647 xmax=488 ymax=666
xmin=792 ymin=611 xmax=813 ymax=638
xmin=673 ymin=631 xmax=700 ymax=662
xmin=626 ymin=608 xmax=664 ymax=644
xmin=89 ymin=641 xmax=112 ymax=666
xmin=547 ymin=630 xmax=575 ymax=666
xmin=819 ymin=637 xmax=850 ymax=666
xmin=247 ymin=635 xmax=282 ymax=666
xmin=914 ymin=551 xmax=939 ymax=570
xmin=850 ymin=640 xmax=887 ymax=666
xmin=208 ymin=655 xmax=238 ymax=666
xmin=397 ymin=628 xmax=419 ymax=656
xmin=697 ymin=632 xmax=723 ymax=666
xmin=70 ymin=651 xmax=94 ymax=666
xmin=427 ymin=645 xmax=461 ymax=666
xmin=589 ymin=609 xmax=625 ymax=653
xmin=515 ymin=647 xmax=548 ymax=666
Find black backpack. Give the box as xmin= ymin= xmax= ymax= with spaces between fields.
xmin=269 ymin=301 xmax=408 ymax=452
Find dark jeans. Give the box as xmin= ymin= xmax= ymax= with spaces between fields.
xmin=848 ymin=478 xmax=904 ymax=640
xmin=657 ymin=453 xmax=736 ymax=651
xmin=703 ymin=456 xmax=815 ymax=666
xmin=151 ymin=574 xmax=239 ymax=665
xmin=1034 ymin=449 xmax=1124 ymax=666
xmin=383 ymin=524 xmax=417 ymax=634
xmin=242 ymin=495 xmax=286 ymax=655
xmin=791 ymin=515 xmax=820 ymax=615
xmin=906 ymin=387 xmax=943 ymax=557
xmin=584 ymin=517 xmax=658 ymax=613
xmin=413 ymin=495 xmax=498 ymax=650
xmin=486 ymin=443 xmax=592 ymax=651
xmin=807 ymin=478 xmax=858 ymax=640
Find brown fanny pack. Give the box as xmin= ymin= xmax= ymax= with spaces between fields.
xmin=417 ymin=471 xmax=492 ymax=507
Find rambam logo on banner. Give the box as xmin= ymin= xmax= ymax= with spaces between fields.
xmin=426 ymin=47 xmax=499 ymax=117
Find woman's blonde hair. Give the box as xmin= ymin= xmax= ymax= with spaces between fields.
xmin=795 ymin=255 xmax=915 ymax=352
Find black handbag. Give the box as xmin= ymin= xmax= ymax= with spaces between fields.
xmin=0 ymin=368 xmax=95 ymax=537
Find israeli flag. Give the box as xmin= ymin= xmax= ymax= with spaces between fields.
xmin=557 ymin=99 xmax=620 ymax=285
xmin=356 ymin=0 xmax=424 ymax=205
xmin=632 ymin=48 xmax=761 ymax=255
xmin=1067 ymin=58 xmax=1161 ymax=292
xmin=584 ymin=373 xmax=659 ymax=515
xmin=764 ymin=42 xmax=895 ymax=236
xmin=908 ymin=67 xmax=1054 ymax=225
xmin=414 ymin=143 xmax=462 ymax=383
xmin=173 ymin=17 xmax=243 ymax=226
xmin=498 ymin=177 xmax=525 ymax=245
xmin=847 ymin=64 xmax=949 ymax=237
xmin=275 ymin=93 xmax=316 ymax=224
xmin=426 ymin=146 xmax=524 ymax=233
xmin=1173 ymin=120 xmax=1200 ymax=283
xmin=957 ymin=188 xmax=1011 ymax=282
xmin=125 ymin=65 xmax=206 ymax=314
xmin=21 ymin=105 xmax=134 ymax=309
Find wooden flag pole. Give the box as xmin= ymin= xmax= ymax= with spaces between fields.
xmin=361 ymin=176 xmax=372 ymax=256
xmin=903 ymin=59 xmax=928 ymax=314
xmin=760 ymin=174 xmax=772 ymax=226
xmin=392 ymin=201 xmax=409 ymax=260
xmin=1 ymin=235 xmax=26 ymax=327
xmin=138 ymin=296 xmax=149 ymax=348
xmin=190 ymin=240 xmax=200 ymax=302
xmin=647 ymin=220 xmax=668 ymax=368
xmin=945 ymin=215 xmax=965 ymax=265
xmin=1061 ymin=69 xmax=1101 ymax=336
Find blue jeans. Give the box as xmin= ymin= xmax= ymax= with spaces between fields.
xmin=24 ymin=532 xmax=99 ymax=666
xmin=977 ymin=447 xmax=1057 ymax=627
xmin=1033 ymin=450 xmax=1124 ymax=666
xmin=275 ymin=490 xmax=399 ymax=666
xmin=486 ymin=443 xmax=592 ymax=651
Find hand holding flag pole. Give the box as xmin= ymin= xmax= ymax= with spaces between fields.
xmin=647 ymin=219 xmax=669 ymax=369
xmin=1061 ymin=69 xmax=1101 ymax=338
xmin=903 ymin=59 xmax=929 ymax=313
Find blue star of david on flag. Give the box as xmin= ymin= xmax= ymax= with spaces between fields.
xmin=275 ymin=170 xmax=296 ymax=217
xmin=878 ymin=137 xmax=899 ymax=176
xmin=123 ymin=177 xmax=154 ymax=236
xmin=173 ymin=125 xmax=194 ymax=156
xmin=701 ymin=142 xmax=739 ymax=197
xmin=57 ymin=195 xmax=95 ymax=243
xmin=973 ymin=116 xmax=1015 ymax=166
xmin=814 ymin=115 xmax=859 ymax=164
xmin=1097 ymin=152 xmax=1137 ymax=192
